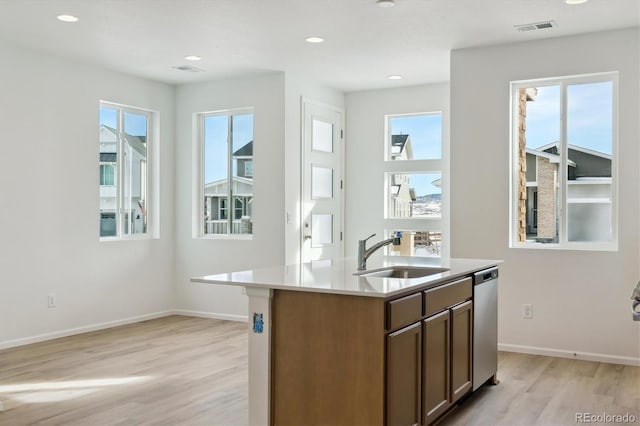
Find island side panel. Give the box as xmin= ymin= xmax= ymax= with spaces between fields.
xmin=271 ymin=290 xmax=386 ymax=426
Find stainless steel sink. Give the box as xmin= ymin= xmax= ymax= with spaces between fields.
xmin=354 ymin=266 xmax=449 ymax=278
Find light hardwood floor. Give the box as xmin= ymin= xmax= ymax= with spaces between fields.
xmin=0 ymin=316 xmax=248 ymax=425
xmin=1 ymin=316 xmax=638 ymax=426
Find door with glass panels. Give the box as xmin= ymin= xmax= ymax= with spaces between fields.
xmin=301 ymin=100 xmax=344 ymax=262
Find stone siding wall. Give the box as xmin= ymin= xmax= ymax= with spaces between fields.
xmin=536 ymin=157 xmax=557 ymax=239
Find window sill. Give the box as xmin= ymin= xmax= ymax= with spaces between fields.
xmin=198 ymin=234 xmax=253 ymax=241
xmin=510 ymin=241 xmax=618 ymax=252
xmin=100 ymin=234 xmax=157 ymax=242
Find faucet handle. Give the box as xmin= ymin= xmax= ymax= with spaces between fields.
xmin=361 ymin=233 xmax=376 ymax=243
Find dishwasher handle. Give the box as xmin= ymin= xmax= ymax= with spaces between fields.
xmin=474 ymin=267 xmax=498 ymax=284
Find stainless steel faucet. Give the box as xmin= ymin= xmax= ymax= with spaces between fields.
xmin=357 ymin=233 xmax=401 ymax=270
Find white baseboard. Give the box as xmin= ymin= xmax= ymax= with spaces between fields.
xmin=499 ymin=343 xmax=640 ymax=366
xmin=0 ymin=310 xmax=248 ymax=350
xmin=172 ymin=309 xmax=248 ymax=323
xmin=0 ymin=311 xmax=174 ymax=350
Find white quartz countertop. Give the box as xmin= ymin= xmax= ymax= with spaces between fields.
xmin=191 ymin=257 xmax=502 ymax=298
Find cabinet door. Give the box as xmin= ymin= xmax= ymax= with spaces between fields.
xmin=387 ymin=321 xmax=422 ymax=426
xmin=423 ymin=310 xmax=450 ymax=425
xmin=451 ymin=300 xmax=473 ymax=403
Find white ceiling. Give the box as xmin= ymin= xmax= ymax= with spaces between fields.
xmin=0 ymin=0 xmax=637 ymax=92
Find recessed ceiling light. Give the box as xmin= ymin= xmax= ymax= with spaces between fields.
xmin=184 ymin=55 xmax=201 ymax=61
xmin=305 ymin=36 xmax=325 ymax=43
xmin=57 ymin=14 xmax=78 ymax=22
xmin=388 ymin=75 xmax=403 ymax=80
xmin=564 ymin=0 xmax=588 ymax=4
xmin=376 ymin=0 xmax=395 ymax=7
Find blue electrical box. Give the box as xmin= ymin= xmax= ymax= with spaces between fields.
xmin=253 ymin=313 xmax=264 ymax=333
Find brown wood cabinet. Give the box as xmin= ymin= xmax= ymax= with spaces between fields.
xmin=423 ymin=280 xmax=473 ymax=425
xmin=423 ymin=310 xmax=451 ymax=424
xmin=387 ymin=322 xmax=422 ymax=426
xmin=451 ymin=300 xmax=473 ymax=402
xmin=270 ymin=275 xmax=475 ymax=426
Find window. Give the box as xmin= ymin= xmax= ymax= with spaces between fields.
xmin=99 ymin=164 xmax=115 ymax=186
xmin=510 ymin=73 xmax=617 ymax=249
xmin=199 ymin=108 xmax=254 ymax=237
xmin=99 ymin=102 xmax=153 ymax=239
xmin=386 ymin=113 xmax=442 ymax=161
xmin=384 ymin=112 xmax=444 ymax=258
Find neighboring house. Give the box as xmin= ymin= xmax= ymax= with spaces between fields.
xmin=99 ymin=125 xmax=147 ymax=237
xmin=204 ymin=141 xmax=253 ymax=234
xmin=525 ymin=142 xmax=612 ymax=242
xmin=389 ymin=134 xmax=415 ymax=217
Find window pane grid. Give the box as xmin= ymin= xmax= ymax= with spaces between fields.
xmin=511 ymin=73 xmax=616 ymax=249
xmin=99 ymin=103 xmax=151 ymax=239
xmin=202 ymin=110 xmax=254 ymax=237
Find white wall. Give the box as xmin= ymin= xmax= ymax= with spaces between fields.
xmin=0 ymin=41 xmax=176 ymax=346
xmin=345 ymin=83 xmax=450 ymax=261
xmin=174 ymin=73 xmax=286 ymax=319
xmin=451 ymin=28 xmax=640 ymax=363
xmin=284 ymin=75 xmax=345 ymax=264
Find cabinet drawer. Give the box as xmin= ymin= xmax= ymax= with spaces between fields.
xmin=387 ymin=292 xmax=422 ymax=330
xmin=424 ymin=277 xmax=472 ymax=316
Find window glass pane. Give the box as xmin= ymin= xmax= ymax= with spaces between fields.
xmin=99 ymin=107 xmax=118 ymax=237
xmin=311 ymin=214 xmax=333 ymax=246
xmin=512 ymin=76 xmax=615 ymax=247
xmin=99 ymin=164 xmax=115 ymax=186
xmin=231 ymin=113 xmax=254 ymax=235
xmin=388 ymin=113 xmax=442 ymax=160
xmin=387 ymin=172 xmax=441 ymax=218
xmin=311 ymin=165 xmax=333 ymax=199
xmin=203 ymin=115 xmax=229 ymax=235
xmin=566 ymin=81 xmax=613 ymax=242
xmin=517 ymin=85 xmax=561 ymax=243
xmin=312 ymin=119 xmax=333 ymax=153
xmin=386 ymin=230 xmax=441 ymax=258
xmin=122 ymin=112 xmax=148 ymax=235
xmin=201 ymin=111 xmax=254 ymax=237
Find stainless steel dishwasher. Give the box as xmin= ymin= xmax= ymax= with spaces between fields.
xmin=473 ymin=267 xmax=499 ymax=391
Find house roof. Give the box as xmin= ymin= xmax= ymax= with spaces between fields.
xmin=100 ymin=125 xmax=147 ymax=156
xmin=391 ymin=135 xmax=409 ymax=153
xmin=526 ymin=148 xmax=577 ymax=167
xmin=534 ymin=141 xmax=612 ymax=160
xmin=205 ymin=175 xmax=253 ymax=189
xmin=233 ymin=141 xmax=253 ymax=157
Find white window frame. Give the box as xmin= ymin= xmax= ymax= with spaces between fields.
xmin=383 ymin=111 xmax=446 ymax=258
xmin=99 ymin=101 xmax=156 ymax=241
xmin=194 ymin=107 xmax=254 ymax=240
xmin=509 ymin=72 xmax=618 ymax=251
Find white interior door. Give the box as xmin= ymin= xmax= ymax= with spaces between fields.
xmin=301 ymin=100 xmax=344 ymax=262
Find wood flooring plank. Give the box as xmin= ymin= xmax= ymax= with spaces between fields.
xmin=1 ymin=316 xmax=638 ymax=426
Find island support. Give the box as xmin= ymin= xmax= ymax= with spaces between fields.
xmin=245 ymin=287 xmax=273 ymax=426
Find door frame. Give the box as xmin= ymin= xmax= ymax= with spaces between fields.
xmin=300 ymin=97 xmax=346 ymax=263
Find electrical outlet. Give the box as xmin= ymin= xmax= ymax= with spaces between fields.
xmin=522 ymin=303 xmax=533 ymax=319
xmin=48 ymin=293 xmax=56 ymax=308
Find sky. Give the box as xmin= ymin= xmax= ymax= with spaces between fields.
xmin=389 ymin=113 xmax=443 ymax=197
xmin=525 ymin=81 xmax=613 ymax=155
xmin=204 ymin=113 xmax=253 ymax=183
xmin=99 ymin=107 xmax=148 ymax=136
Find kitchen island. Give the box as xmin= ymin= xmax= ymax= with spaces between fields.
xmin=192 ymin=257 xmax=500 ymax=426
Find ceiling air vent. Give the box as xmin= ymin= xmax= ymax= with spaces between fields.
xmin=514 ymin=20 xmax=557 ymax=32
xmin=173 ymin=65 xmax=204 ymax=72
